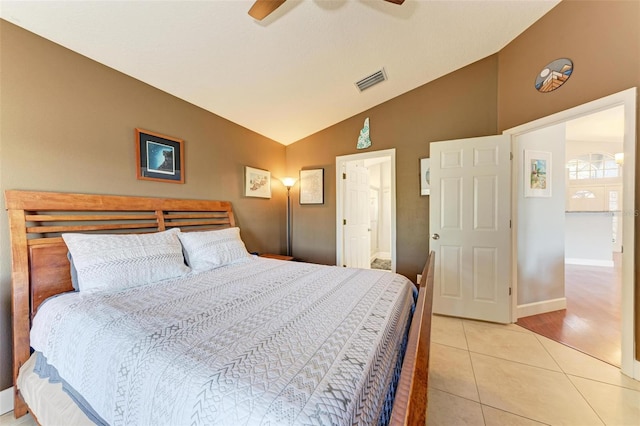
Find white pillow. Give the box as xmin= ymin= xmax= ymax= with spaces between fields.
xmin=177 ymin=227 xmax=251 ymax=272
xmin=62 ymin=228 xmax=190 ymax=292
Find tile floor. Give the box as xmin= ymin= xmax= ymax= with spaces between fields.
xmin=0 ymin=410 xmax=35 ymax=425
xmin=428 ymin=315 xmax=640 ymax=425
xmin=2 ymin=315 xmax=639 ymax=425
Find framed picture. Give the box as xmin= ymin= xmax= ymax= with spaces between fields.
xmin=524 ymin=150 xmax=552 ymax=197
xmin=245 ymin=166 xmax=271 ymax=198
xmin=135 ymin=128 xmax=184 ymax=184
xmin=299 ymin=168 xmax=324 ymax=204
xmin=420 ymin=157 xmax=431 ymax=196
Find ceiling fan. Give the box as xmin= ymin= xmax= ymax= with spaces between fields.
xmin=249 ymin=0 xmax=405 ymax=21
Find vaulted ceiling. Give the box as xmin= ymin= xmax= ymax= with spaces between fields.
xmin=0 ymin=0 xmax=560 ymax=145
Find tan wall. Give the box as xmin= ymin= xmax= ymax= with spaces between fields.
xmin=497 ymin=1 xmax=639 ymax=133
xmin=285 ymin=56 xmax=499 ymax=278
xmin=0 ymin=21 xmax=287 ymax=389
xmin=496 ymin=0 xmax=639 ymax=360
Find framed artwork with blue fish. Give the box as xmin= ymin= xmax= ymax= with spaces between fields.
xmin=135 ymin=128 xmax=185 ymax=184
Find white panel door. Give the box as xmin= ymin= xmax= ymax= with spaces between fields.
xmin=429 ymin=135 xmax=511 ymax=323
xmin=344 ymin=162 xmax=371 ymax=268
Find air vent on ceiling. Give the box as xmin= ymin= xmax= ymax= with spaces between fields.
xmin=355 ymin=68 xmax=387 ymax=92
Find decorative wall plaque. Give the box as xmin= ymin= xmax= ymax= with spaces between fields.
xmin=535 ymin=58 xmax=573 ymax=93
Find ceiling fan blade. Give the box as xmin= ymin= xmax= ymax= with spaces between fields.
xmin=384 ymin=0 xmax=406 ymax=4
xmin=248 ymin=0 xmax=287 ymax=21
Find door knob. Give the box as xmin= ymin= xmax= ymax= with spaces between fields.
xmin=431 ymin=233 xmax=440 ymax=240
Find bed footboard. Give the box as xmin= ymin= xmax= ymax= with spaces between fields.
xmin=389 ymin=250 xmax=435 ymax=425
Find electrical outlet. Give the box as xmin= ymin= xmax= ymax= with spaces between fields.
xmin=417 ymin=274 xmax=422 ymax=284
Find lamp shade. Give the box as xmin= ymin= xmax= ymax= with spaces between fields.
xmin=280 ymin=177 xmax=297 ymax=188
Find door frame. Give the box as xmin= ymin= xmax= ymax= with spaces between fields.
xmin=336 ymin=149 xmax=397 ymax=271
xmin=504 ymin=87 xmax=637 ymax=379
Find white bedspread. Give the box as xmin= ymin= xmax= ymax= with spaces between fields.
xmin=30 ymin=257 xmax=415 ymax=426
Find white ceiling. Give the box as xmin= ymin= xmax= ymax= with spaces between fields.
xmin=0 ymin=0 xmax=560 ymax=145
xmin=566 ymin=106 xmax=625 ymax=144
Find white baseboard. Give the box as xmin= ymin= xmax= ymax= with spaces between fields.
xmin=0 ymin=386 xmax=14 ymax=415
xmin=371 ymin=252 xmax=391 ymax=262
xmin=565 ymin=258 xmax=614 ymax=267
xmin=517 ymin=297 xmax=567 ymax=319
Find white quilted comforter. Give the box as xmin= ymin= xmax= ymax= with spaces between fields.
xmin=30 ymin=257 xmax=415 ymax=426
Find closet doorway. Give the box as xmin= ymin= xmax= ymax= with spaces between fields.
xmin=336 ymin=149 xmax=396 ymax=272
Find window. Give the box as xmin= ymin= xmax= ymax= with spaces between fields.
xmin=566 ymin=153 xmax=619 ymax=180
xmin=571 ymin=190 xmax=596 ymax=199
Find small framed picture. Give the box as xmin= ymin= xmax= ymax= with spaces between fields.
xmin=420 ymin=157 xmax=430 ymax=196
xmin=245 ymin=166 xmax=271 ymax=198
xmin=300 ymin=168 xmax=324 ymax=205
xmin=524 ymin=150 xmax=552 ymax=197
xmin=135 ymin=128 xmax=184 ymax=184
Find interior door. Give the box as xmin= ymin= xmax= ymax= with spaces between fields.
xmin=369 ymin=188 xmax=379 ymax=257
xmin=343 ymin=161 xmax=371 ymax=268
xmin=429 ymin=135 xmax=511 ymax=323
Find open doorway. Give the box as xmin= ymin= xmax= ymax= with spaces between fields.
xmin=506 ymin=88 xmax=636 ymax=378
xmin=516 ymin=106 xmax=624 ymax=367
xmin=336 ymin=149 xmax=396 ymax=272
xmin=366 ymin=156 xmax=392 ymax=270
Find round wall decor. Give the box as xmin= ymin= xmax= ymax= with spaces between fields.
xmin=535 ymin=58 xmax=573 ymax=93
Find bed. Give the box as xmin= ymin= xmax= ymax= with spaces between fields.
xmin=5 ymin=190 xmax=435 ymax=425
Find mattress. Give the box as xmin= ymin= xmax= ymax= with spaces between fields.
xmin=18 ymin=353 xmax=95 ymax=426
xmin=28 ymin=257 xmax=415 ymax=425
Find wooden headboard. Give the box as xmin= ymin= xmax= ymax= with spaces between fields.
xmin=5 ymin=190 xmax=236 ymax=418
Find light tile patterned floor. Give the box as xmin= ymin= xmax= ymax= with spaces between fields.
xmin=2 ymin=315 xmax=639 ymax=425
xmin=428 ymin=315 xmax=640 ymax=425
xmin=0 ymin=410 xmax=36 ymax=425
